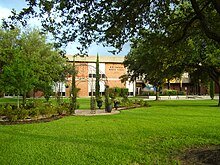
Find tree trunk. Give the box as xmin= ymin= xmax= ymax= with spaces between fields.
xmin=155 ymin=87 xmax=159 ymax=101
xmin=218 ymin=82 xmax=220 ymax=107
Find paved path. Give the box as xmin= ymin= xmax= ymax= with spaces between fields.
xmin=74 ymin=109 xmax=120 ymax=116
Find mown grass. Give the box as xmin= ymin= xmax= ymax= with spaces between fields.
xmin=0 ymin=99 xmax=220 ymax=164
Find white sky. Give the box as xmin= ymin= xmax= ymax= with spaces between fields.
xmin=0 ymin=0 xmax=130 ymax=56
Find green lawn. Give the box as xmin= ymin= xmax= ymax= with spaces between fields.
xmin=0 ymin=100 xmax=220 ymax=164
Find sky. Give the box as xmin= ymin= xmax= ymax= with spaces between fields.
xmin=0 ymin=0 xmax=130 ymax=56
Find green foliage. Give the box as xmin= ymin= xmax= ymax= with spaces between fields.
xmin=109 ymin=88 xmax=116 ymax=99
xmin=115 ymin=87 xmax=121 ymax=97
xmin=141 ymin=91 xmax=155 ymax=96
xmin=120 ymin=88 xmax=129 ymax=97
xmin=120 ymin=97 xmax=133 ymax=107
xmin=108 ymin=87 xmax=129 ymax=101
xmin=163 ymin=90 xmax=178 ymax=96
xmin=0 ymin=28 xmax=67 ymax=106
xmin=16 ymin=108 xmax=29 ymax=120
xmin=28 ymin=108 xmax=40 ymax=118
xmin=1 ymin=100 xmax=220 ymax=164
xmin=105 ymin=85 xmax=112 ymax=107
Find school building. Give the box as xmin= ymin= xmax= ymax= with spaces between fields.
xmin=55 ymin=55 xmax=215 ymax=97
xmin=62 ymin=55 xmax=135 ymax=97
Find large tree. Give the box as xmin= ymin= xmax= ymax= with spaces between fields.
xmin=3 ymin=0 xmax=220 ymax=105
xmin=0 ymin=28 xmax=67 ymax=106
xmin=124 ymin=31 xmax=184 ymax=100
xmin=3 ymin=1 xmax=220 ymax=49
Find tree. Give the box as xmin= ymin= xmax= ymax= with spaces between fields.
xmin=3 ymin=1 xmax=220 ymax=50
xmin=124 ymin=32 xmax=184 ymax=100
xmin=0 ymin=49 xmax=37 ymax=107
xmin=4 ymin=0 xmax=220 ymax=105
xmin=0 ymin=27 xmax=67 ymax=106
xmin=95 ymin=54 xmax=100 ymax=100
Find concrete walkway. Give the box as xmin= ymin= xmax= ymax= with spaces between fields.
xmin=74 ymin=109 xmax=120 ymax=116
xmin=143 ymin=95 xmax=218 ymax=100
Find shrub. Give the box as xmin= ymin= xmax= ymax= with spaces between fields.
xmin=120 ymin=97 xmax=133 ymax=107
xmin=178 ymin=91 xmax=186 ymax=95
xmin=163 ymin=90 xmax=177 ymax=96
xmin=141 ymin=91 xmax=155 ymax=96
xmin=121 ymin=88 xmax=128 ymax=97
xmin=39 ymin=103 xmax=56 ymax=117
xmin=29 ymin=108 xmax=40 ymax=118
xmin=109 ymin=88 xmax=116 ymax=99
xmin=115 ymin=87 xmax=121 ymax=97
xmin=0 ymin=105 xmax=5 ymax=115
xmin=17 ymin=108 xmax=28 ymax=120
xmin=4 ymin=105 xmax=17 ymax=121
xmin=25 ymin=100 xmax=36 ymax=109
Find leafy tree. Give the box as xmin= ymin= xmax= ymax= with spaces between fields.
xmin=124 ymin=32 xmax=184 ymax=100
xmin=3 ymin=1 xmax=220 ymax=50
xmin=0 ymin=27 xmax=67 ymax=106
xmin=0 ymin=49 xmax=37 ymax=107
xmin=4 ymin=0 xmax=220 ymax=105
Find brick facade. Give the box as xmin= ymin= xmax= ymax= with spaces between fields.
xmin=66 ymin=56 xmax=126 ymax=97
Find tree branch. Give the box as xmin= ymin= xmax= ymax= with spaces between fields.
xmin=191 ymin=0 xmax=220 ymax=43
xmin=211 ymin=0 xmax=220 ymax=14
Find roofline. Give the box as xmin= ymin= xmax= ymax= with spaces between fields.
xmin=65 ymin=55 xmax=125 ymax=63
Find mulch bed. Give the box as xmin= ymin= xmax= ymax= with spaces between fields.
xmin=0 ymin=115 xmax=64 ymax=125
xmin=177 ymin=146 xmax=220 ymax=165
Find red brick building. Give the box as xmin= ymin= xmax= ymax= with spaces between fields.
xmin=64 ymin=55 xmax=131 ymax=97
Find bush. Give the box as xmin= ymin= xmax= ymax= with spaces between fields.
xmin=141 ymin=91 xmax=155 ymax=96
xmin=120 ymin=97 xmax=133 ymax=107
xmin=25 ymin=100 xmax=36 ymax=109
xmin=163 ymin=90 xmax=177 ymax=96
xmin=121 ymin=88 xmax=128 ymax=97
xmin=177 ymin=91 xmax=186 ymax=95
xmin=4 ymin=105 xmax=17 ymax=121
xmin=29 ymin=108 xmax=40 ymax=118
xmin=0 ymin=105 xmax=5 ymax=115
xmin=115 ymin=87 xmax=121 ymax=97
xmin=17 ymin=108 xmax=28 ymax=120
xmin=39 ymin=103 xmax=56 ymax=117
xmin=109 ymin=88 xmax=116 ymax=99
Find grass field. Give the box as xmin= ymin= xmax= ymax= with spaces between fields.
xmin=0 ymin=99 xmax=220 ymax=164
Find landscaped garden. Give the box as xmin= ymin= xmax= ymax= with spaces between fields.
xmin=0 ymin=99 xmax=219 ymax=164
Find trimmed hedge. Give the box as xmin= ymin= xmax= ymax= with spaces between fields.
xmin=109 ymin=87 xmax=129 ymax=98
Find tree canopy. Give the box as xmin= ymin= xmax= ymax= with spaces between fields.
xmin=3 ymin=0 xmax=220 ymax=104
xmin=3 ymin=0 xmax=220 ymax=52
xmin=0 ymin=28 xmax=68 ymax=105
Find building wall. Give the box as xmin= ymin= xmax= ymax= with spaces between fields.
xmin=66 ymin=56 xmax=127 ymax=97
xmin=105 ymin=63 xmax=126 ymax=88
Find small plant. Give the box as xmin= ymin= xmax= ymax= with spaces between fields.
xmin=17 ymin=108 xmax=28 ymax=120
xmin=105 ymin=85 xmax=112 ymax=112
xmin=29 ymin=108 xmax=40 ymax=118
xmin=96 ymin=96 xmax=103 ymax=109
xmin=113 ymin=98 xmax=120 ymax=110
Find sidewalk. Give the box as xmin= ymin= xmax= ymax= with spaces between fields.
xmin=143 ymin=95 xmax=218 ymax=100
xmin=74 ymin=109 xmax=120 ymax=116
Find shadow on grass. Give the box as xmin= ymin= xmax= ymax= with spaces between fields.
xmin=0 ymin=128 xmax=135 ymax=153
